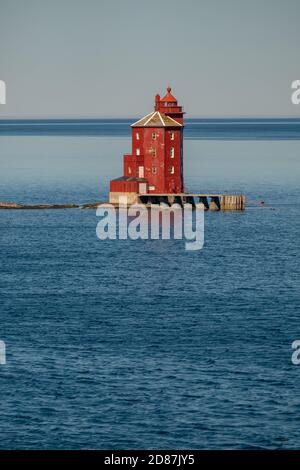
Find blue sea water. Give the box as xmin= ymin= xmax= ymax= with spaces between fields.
xmin=0 ymin=119 xmax=300 ymax=449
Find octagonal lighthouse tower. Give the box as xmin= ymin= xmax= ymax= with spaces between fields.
xmin=109 ymin=87 xmax=185 ymax=204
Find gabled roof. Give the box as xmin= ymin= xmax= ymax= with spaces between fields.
xmin=131 ymin=111 xmax=182 ymax=128
xmin=111 ymin=176 xmax=147 ymax=182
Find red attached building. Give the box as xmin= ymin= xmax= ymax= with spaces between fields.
xmin=109 ymin=87 xmax=185 ymax=204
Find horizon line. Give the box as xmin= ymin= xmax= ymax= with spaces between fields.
xmin=0 ymin=115 xmax=300 ymax=121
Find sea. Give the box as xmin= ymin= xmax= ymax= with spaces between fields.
xmin=0 ymin=118 xmax=300 ymax=449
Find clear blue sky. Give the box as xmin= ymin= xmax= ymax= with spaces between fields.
xmin=0 ymin=0 xmax=299 ymax=118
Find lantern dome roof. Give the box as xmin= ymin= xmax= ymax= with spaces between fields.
xmin=160 ymin=86 xmax=177 ymax=103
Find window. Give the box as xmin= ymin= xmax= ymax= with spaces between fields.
xmin=170 ymin=132 xmax=175 ymax=140
xmin=151 ymin=148 xmax=156 ymax=158
xmin=136 ymin=132 xmax=139 ymax=140
xmin=170 ymin=147 xmax=175 ymax=158
xmin=136 ymin=148 xmax=140 ymax=156
xmin=170 ymin=166 xmax=175 ymax=174
xmin=128 ymin=166 xmax=132 ymax=174
xmin=152 ymin=132 xmax=156 ymax=140
xmin=152 ymin=167 xmax=157 ymax=174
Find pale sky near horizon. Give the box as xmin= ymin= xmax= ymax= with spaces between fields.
xmin=0 ymin=0 xmax=300 ymax=118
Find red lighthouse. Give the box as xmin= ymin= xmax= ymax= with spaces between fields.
xmin=109 ymin=87 xmax=185 ymax=204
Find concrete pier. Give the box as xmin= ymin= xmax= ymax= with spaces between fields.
xmin=139 ymin=193 xmax=246 ymax=211
xmin=220 ymin=194 xmax=245 ymax=210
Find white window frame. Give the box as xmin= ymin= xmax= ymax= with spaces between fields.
xmin=136 ymin=148 xmax=140 ymax=156
xmin=170 ymin=166 xmax=175 ymax=174
xmin=170 ymin=147 xmax=175 ymax=158
xmin=170 ymin=132 xmax=175 ymax=140
xmin=136 ymin=132 xmax=140 ymax=140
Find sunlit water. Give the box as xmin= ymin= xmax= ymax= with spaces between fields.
xmin=0 ymin=120 xmax=300 ymax=449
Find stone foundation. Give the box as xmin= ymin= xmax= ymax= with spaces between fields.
xmin=109 ymin=192 xmax=139 ymax=205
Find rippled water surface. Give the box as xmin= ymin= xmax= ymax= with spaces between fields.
xmin=0 ymin=120 xmax=300 ymax=449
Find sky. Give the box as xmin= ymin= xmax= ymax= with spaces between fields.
xmin=0 ymin=0 xmax=300 ymax=118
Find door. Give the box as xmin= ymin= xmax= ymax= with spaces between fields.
xmin=139 ymin=183 xmax=147 ymax=194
